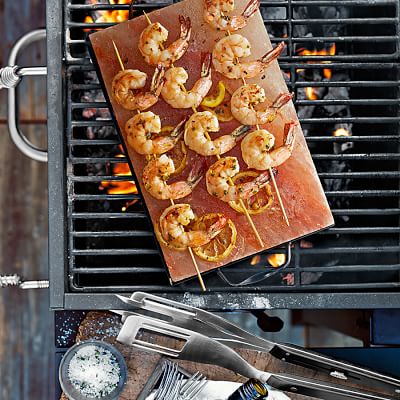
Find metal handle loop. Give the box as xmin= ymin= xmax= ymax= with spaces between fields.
xmin=5 ymin=29 xmax=48 ymax=162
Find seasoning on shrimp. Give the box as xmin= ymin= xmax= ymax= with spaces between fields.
xmin=142 ymin=154 xmax=205 ymax=200
xmin=204 ymin=0 xmax=260 ymax=32
xmin=138 ymin=15 xmax=191 ymax=67
xmin=184 ymin=111 xmax=250 ymax=156
xmin=241 ymin=122 xmax=298 ymax=170
xmin=125 ymin=112 xmax=186 ymax=155
xmin=206 ymin=156 xmax=271 ymax=202
xmin=111 ymin=65 xmax=164 ymax=111
xmin=231 ymin=85 xmax=293 ymax=125
xmin=212 ymin=35 xmax=284 ymax=80
xmin=161 ymin=54 xmax=213 ymax=109
xmin=159 ymin=203 xmax=228 ymax=248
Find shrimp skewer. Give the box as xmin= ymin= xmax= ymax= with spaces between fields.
xmin=125 ymin=112 xmax=186 ymax=155
xmin=206 ymin=156 xmax=271 ymax=202
xmin=241 ymin=122 xmax=298 ymax=170
xmin=139 ymin=15 xmax=191 ymax=67
xmin=111 ymin=65 xmax=164 ymax=111
xmin=161 ymin=54 xmax=213 ymax=109
xmin=184 ymin=111 xmax=250 ymax=156
xmin=212 ymin=36 xmax=284 ymax=80
xmin=159 ymin=204 xmax=228 ymax=248
xmin=204 ymin=0 xmax=260 ymax=32
xmin=142 ymin=154 xmax=205 ymax=200
xmin=139 ymin=13 xmax=207 ymax=291
xmin=231 ymin=86 xmax=293 ymax=126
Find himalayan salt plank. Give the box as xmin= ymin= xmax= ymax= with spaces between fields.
xmin=89 ymin=0 xmax=334 ymax=283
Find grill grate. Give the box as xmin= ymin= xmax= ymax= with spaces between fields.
xmin=48 ymin=0 xmax=400 ymax=309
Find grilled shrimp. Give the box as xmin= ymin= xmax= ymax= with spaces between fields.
xmin=184 ymin=111 xmax=250 ymax=156
xmin=231 ymin=85 xmax=293 ymax=125
xmin=159 ymin=203 xmax=228 ymax=248
xmin=241 ymin=122 xmax=298 ymax=170
xmin=204 ymin=0 xmax=260 ymax=32
xmin=111 ymin=65 xmax=164 ymax=111
xmin=161 ymin=54 xmax=212 ymax=109
xmin=125 ymin=112 xmax=185 ymax=155
xmin=142 ymin=154 xmax=205 ymax=200
xmin=212 ymin=35 xmax=284 ymax=79
xmin=138 ymin=15 xmax=191 ymax=67
xmin=206 ymin=156 xmax=271 ymax=202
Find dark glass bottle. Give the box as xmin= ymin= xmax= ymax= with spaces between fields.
xmin=227 ymin=379 xmax=269 ymax=399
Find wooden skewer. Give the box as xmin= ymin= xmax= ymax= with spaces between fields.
xmin=221 ymin=7 xmax=290 ymax=227
xmin=112 ymin=37 xmax=207 ymax=291
xmin=269 ymin=167 xmax=289 ymax=226
xmin=112 ymin=41 xmax=125 ymax=71
xmin=143 ymin=10 xmax=263 ymax=247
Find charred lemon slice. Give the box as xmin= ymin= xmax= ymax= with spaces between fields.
xmin=229 ymin=171 xmax=274 ymax=215
xmin=201 ymin=81 xmax=226 ymax=108
xmin=192 ymin=213 xmax=237 ymax=262
xmin=154 ymin=222 xmax=186 ymax=251
xmin=166 ymin=140 xmax=187 ymax=176
xmin=160 ymin=125 xmax=174 ymax=135
xmin=202 ymin=88 xmax=233 ymax=122
xmin=158 ymin=125 xmax=187 ymax=176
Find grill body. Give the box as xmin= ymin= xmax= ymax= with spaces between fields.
xmin=48 ymin=0 xmax=400 ymax=310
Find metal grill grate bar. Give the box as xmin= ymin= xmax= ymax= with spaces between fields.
xmin=58 ymin=0 xmax=400 ymax=304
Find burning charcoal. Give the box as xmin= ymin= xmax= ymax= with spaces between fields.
xmin=323 ymin=86 xmax=350 ymax=115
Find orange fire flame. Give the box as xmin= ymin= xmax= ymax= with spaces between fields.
xmin=84 ymin=0 xmax=130 ymax=29
xmin=333 ymin=128 xmax=351 ymax=137
xmin=250 ymin=255 xmax=261 ymax=265
xmin=297 ymin=44 xmax=336 ymax=100
xmin=267 ymin=253 xmax=287 ymax=268
xmin=100 ymin=154 xmax=138 ymax=195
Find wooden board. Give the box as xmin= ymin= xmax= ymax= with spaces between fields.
xmin=0 ymin=1 xmax=51 ymax=399
xmin=89 ymin=0 xmax=334 ymax=283
xmin=60 ymin=312 xmax=390 ymax=400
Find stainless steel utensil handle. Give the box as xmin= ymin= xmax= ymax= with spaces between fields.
xmin=269 ymin=343 xmax=400 ymax=396
xmin=267 ymin=374 xmax=396 ymax=400
xmin=1 ymin=29 xmax=48 ymax=162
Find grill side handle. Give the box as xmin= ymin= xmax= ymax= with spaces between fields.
xmin=1 ymin=29 xmax=48 ymax=162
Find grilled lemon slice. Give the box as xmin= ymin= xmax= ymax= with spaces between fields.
xmin=229 ymin=171 xmax=274 ymax=215
xmin=192 ymin=213 xmax=237 ymax=262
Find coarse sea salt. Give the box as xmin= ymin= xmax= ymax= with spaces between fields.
xmin=68 ymin=344 xmax=121 ymax=398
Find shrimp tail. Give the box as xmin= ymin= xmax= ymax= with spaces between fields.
xmin=171 ymin=117 xmax=189 ymax=140
xmin=254 ymin=170 xmax=271 ymax=187
xmin=207 ymin=216 xmax=228 ymax=239
xmin=188 ymin=158 xmax=207 ymax=188
xmin=179 ymin=15 xmax=191 ymax=40
xmin=242 ymin=0 xmax=260 ymax=19
xmin=271 ymin=92 xmax=294 ymax=110
xmin=150 ymin=64 xmax=165 ymax=96
xmin=201 ymin=53 xmax=212 ymax=79
xmin=260 ymin=41 xmax=285 ymax=65
xmin=284 ymin=121 xmax=298 ymax=150
xmin=231 ymin=125 xmax=251 ymax=141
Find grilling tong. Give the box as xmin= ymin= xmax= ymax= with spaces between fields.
xmin=114 ymin=292 xmax=400 ymax=400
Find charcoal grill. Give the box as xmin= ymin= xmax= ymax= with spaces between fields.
xmin=15 ymin=0 xmax=400 ymax=309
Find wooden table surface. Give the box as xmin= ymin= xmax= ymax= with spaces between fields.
xmin=0 ymin=1 xmax=52 ymax=399
xmin=59 ymin=312 xmax=395 ymax=400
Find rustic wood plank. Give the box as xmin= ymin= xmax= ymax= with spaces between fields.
xmin=0 ymin=123 xmax=51 ymax=400
xmin=60 ymin=312 xmax=391 ymax=400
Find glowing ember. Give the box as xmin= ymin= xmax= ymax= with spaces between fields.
xmin=267 ymin=253 xmax=287 ymax=268
xmin=297 ymin=44 xmax=336 ymax=99
xmin=297 ymin=43 xmax=336 ymax=79
xmin=250 ymin=255 xmax=261 ymax=265
xmin=84 ymin=0 xmax=130 ymax=30
xmin=305 ymin=86 xmax=318 ymax=100
xmin=100 ymin=155 xmax=137 ymax=195
xmin=333 ymin=128 xmax=351 ymax=137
